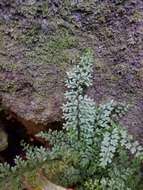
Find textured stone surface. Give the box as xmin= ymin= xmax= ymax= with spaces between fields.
xmin=0 ymin=0 xmax=143 ymax=140
xmin=0 ymin=127 xmax=8 ymax=152
xmin=22 ymin=169 xmax=72 ymax=190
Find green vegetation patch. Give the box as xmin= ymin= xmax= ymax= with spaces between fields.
xmin=18 ymin=24 xmax=41 ymax=46
xmin=19 ymin=2 xmax=49 ymax=18
xmin=1 ymin=51 xmax=143 ymax=190
xmin=27 ymin=29 xmax=78 ymax=67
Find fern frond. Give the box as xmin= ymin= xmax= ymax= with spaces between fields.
xmin=100 ymin=128 xmax=120 ymax=167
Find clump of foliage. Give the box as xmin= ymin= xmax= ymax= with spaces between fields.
xmin=27 ymin=29 xmax=77 ymax=66
xmin=37 ymin=50 xmax=143 ymax=189
xmin=0 ymin=50 xmax=143 ymax=189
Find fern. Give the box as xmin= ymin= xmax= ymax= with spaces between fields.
xmin=0 ymin=50 xmax=143 ymax=190
xmin=100 ymin=127 xmax=120 ymax=167
xmin=63 ymin=49 xmax=94 ymax=141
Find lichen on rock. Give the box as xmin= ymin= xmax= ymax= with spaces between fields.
xmin=0 ymin=0 xmax=143 ymax=141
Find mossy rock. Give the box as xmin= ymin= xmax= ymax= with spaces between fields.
xmin=0 ymin=0 xmax=143 ymax=143
xmin=27 ymin=29 xmax=78 ymax=67
xmin=23 ymin=169 xmax=67 ymax=190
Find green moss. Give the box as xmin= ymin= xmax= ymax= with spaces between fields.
xmin=48 ymin=32 xmax=76 ymax=50
xmin=27 ymin=29 xmax=78 ymax=67
xmin=24 ymin=170 xmax=42 ymax=188
xmin=0 ymin=31 xmax=4 ymax=49
xmin=0 ymin=81 xmax=17 ymax=93
xmin=19 ymin=2 xmax=49 ymax=18
xmin=102 ymin=27 xmax=114 ymax=38
xmin=136 ymin=68 xmax=143 ymax=79
xmin=131 ymin=10 xmax=143 ymax=22
xmin=20 ymin=5 xmax=38 ymax=17
xmin=18 ymin=24 xmax=40 ymax=46
xmin=41 ymin=2 xmax=49 ymax=17
xmin=0 ymin=62 xmax=18 ymax=72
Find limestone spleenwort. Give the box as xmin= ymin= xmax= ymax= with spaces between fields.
xmin=0 ymin=50 xmax=143 ymax=190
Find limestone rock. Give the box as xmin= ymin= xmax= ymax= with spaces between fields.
xmin=23 ymin=170 xmax=73 ymax=190
xmin=0 ymin=128 xmax=8 ymax=152
xmin=0 ymin=0 xmax=143 ymax=140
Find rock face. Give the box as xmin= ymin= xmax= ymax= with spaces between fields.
xmin=2 ymin=167 xmax=72 ymax=190
xmin=23 ymin=174 xmax=67 ymax=190
xmin=0 ymin=0 xmax=143 ymax=139
xmin=0 ymin=127 xmax=8 ymax=152
xmin=24 ymin=178 xmax=68 ymax=190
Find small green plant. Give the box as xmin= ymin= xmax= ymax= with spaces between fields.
xmin=37 ymin=50 xmax=143 ymax=189
xmin=0 ymin=50 xmax=143 ymax=190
